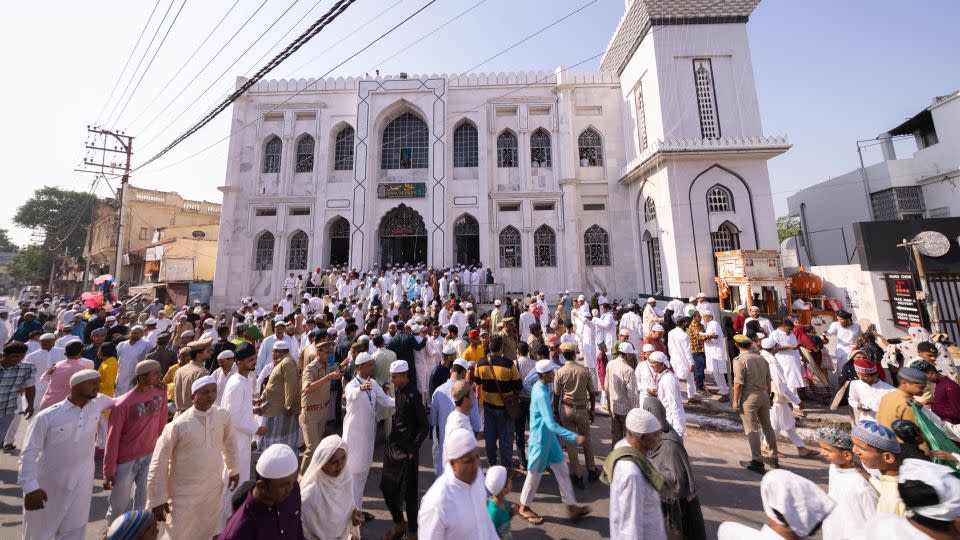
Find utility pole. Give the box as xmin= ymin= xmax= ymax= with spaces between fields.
xmin=896 ymin=238 xmax=943 ymax=334
xmin=82 ymin=127 xmax=133 ymax=294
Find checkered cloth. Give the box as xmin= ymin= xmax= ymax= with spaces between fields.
xmin=0 ymin=362 xmax=36 ymax=416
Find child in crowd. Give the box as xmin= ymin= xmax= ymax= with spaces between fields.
xmin=851 ymin=420 xmax=904 ymax=516
xmin=815 ymin=426 xmax=877 ymax=540
xmin=486 ymin=465 xmax=517 ymax=540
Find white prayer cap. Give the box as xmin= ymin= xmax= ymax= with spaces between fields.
xmin=578 ymin=294 xmax=586 ymax=301
xmin=256 ymin=444 xmax=299 ymax=479
xmin=756 ymin=332 xmax=766 ymax=340
xmin=735 ymin=303 xmax=746 ymax=311
xmin=69 ymin=369 xmax=100 ymax=387
xmin=355 ymin=352 xmax=373 ymax=366
xmin=698 ymin=307 xmax=713 ymax=317
xmin=760 ymin=337 xmax=776 ymax=349
xmin=273 ymin=341 xmax=289 ymax=351
xmin=618 ymin=342 xmax=637 ymax=355
xmin=106 ymin=316 xmax=117 ymax=322
xmin=467 ymin=361 xmax=475 ymax=369
xmin=642 ymin=343 xmax=656 ymax=353
xmin=39 ymin=333 xmax=56 ymax=341
xmin=191 ymin=375 xmax=217 ymax=395
xmin=444 ymin=427 xmax=477 ymax=461
xmin=145 ymin=318 xmax=158 ymax=325
xmin=442 ymin=343 xmax=458 ymax=355
xmin=494 ymin=299 xmax=501 ymax=306
xmin=647 ymin=297 xmax=656 ymax=304
xmin=618 ymin=328 xmax=631 ymax=336
xmin=899 ymin=458 xmax=960 ymax=520
xmin=452 ymin=359 xmax=469 ymax=370
xmin=648 ymin=351 xmax=668 ymax=364
xmin=327 ymin=327 xmax=338 ymax=336
xmin=535 ymin=359 xmax=558 ymax=374
xmin=390 ymin=360 xmax=409 ymax=374
xmin=357 ymin=335 xmax=370 ymax=343
xmin=181 ymin=330 xmax=195 ymax=338
xmin=410 ymin=324 xmax=420 ymax=333
xmin=130 ymin=325 xmax=144 ymax=332
xmin=749 ymin=305 xmax=761 ymax=312
xmin=63 ymin=337 xmax=82 ymax=346
xmin=626 ymin=408 xmax=660 ymax=434
xmin=591 ymin=309 xmax=599 ymax=317
xmin=63 ymin=323 xmax=74 ymax=329
xmin=217 ymin=350 xmax=235 ymax=360
xmin=761 ymin=469 xmax=836 ymax=536
xmin=696 ymin=292 xmax=707 ymax=298
xmin=135 ymin=359 xmax=160 ymax=376
xmin=651 ymin=324 xmax=664 ymax=332
xmin=485 ymin=465 xmax=508 ymax=495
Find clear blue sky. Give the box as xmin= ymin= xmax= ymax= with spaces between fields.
xmin=1 ymin=0 xmax=957 ymax=245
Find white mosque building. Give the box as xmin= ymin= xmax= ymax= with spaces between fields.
xmin=212 ymin=0 xmax=789 ymax=307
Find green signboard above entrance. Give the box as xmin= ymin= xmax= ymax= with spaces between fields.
xmin=377 ymin=182 xmax=427 ymax=199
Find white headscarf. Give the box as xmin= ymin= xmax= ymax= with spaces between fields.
xmin=761 ymin=470 xmax=835 ymax=537
xmin=301 ymin=435 xmax=354 ymax=540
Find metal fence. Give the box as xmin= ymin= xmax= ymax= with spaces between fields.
xmin=928 ymin=273 xmax=960 ymax=344
xmin=457 ymin=283 xmax=506 ymax=304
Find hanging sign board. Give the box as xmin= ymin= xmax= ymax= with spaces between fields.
xmin=377 ymin=182 xmax=426 ymax=199
xmin=884 ymin=273 xmax=923 ymax=328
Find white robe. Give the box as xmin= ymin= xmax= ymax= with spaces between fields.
xmin=850 ymin=514 xmax=930 ymax=540
xmin=619 ymin=311 xmax=642 ymax=350
xmin=827 ymin=321 xmax=861 ymax=374
xmin=449 ymin=311 xmax=467 ymax=340
xmin=577 ymin=320 xmax=598 ymax=369
xmin=218 ymin=371 xmax=258 ymax=529
xmin=418 ymin=469 xmax=499 ymax=540
xmin=518 ymin=311 xmax=537 ymax=342
xmin=656 ymin=371 xmax=686 ymax=438
xmin=23 ymin=347 xmax=63 ymax=403
xmin=770 ymin=329 xmax=805 ymax=391
xmin=342 ymin=375 xmax=394 ymax=508
xmin=596 ymin=311 xmax=617 ymax=350
xmin=667 ymin=328 xmax=692 ymax=381
xmin=701 ymin=320 xmax=727 ymax=374
xmin=848 ymin=379 xmax=894 ymax=423
xmin=19 ymin=394 xmax=114 ymax=540
xmin=744 ymin=316 xmax=775 ymax=337
xmin=444 ymin=410 xmax=472 ymax=440
xmin=609 ymin=439 xmax=666 ymax=540
xmin=212 ymin=364 xmax=238 ymax=407
xmin=822 ymin=464 xmax=878 ymax=540
xmin=115 ymin=339 xmax=151 ymax=396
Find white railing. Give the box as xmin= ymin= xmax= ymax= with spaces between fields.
xmin=618 ymin=135 xmax=791 ymax=180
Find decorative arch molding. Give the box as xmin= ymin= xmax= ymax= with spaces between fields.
xmin=687 ymin=163 xmax=759 ymax=291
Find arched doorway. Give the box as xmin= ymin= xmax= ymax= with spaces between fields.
xmin=378 ymin=204 xmax=427 ymax=266
xmin=454 ymin=214 xmax=479 ymax=266
xmin=329 ymin=217 xmax=350 ymax=267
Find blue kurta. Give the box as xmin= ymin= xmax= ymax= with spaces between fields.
xmin=527 ymin=381 xmax=577 ymax=473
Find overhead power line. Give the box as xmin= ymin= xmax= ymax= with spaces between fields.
xmin=138 ymin=0 xmax=366 ymax=169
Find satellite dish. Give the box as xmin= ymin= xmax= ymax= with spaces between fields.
xmin=192 ymin=230 xmax=206 ymax=239
xmin=912 ymin=231 xmax=950 ymax=257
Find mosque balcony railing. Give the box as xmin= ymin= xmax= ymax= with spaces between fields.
xmin=457 ymin=283 xmax=505 ymax=305
xmin=617 ymin=135 xmax=791 ymax=184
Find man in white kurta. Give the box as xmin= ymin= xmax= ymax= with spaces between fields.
xmin=770 ymin=321 xmax=805 ymax=394
xmin=618 ymin=305 xmax=642 ymax=351
xmin=19 ymin=370 xmax=114 ymax=540
xmin=641 ymin=299 xmax=662 ymax=340
xmin=650 ymin=353 xmax=685 ymax=438
xmin=115 ymin=328 xmax=152 ymax=396
xmin=342 ymin=352 xmax=395 ymax=510
xmin=607 ymin=408 xmax=667 ymax=540
xmin=847 ymin=358 xmax=894 ymax=423
xmin=23 ymin=339 xmax=63 ymax=405
xmin=826 ymin=311 xmax=861 ymax=374
xmin=667 ymin=322 xmax=696 ymax=401
xmin=596 ymin=304 xmax=617 ymax=351
xmin=419 ymin=428 xmax=499 ymax=540
xmin=699 ymin=309 xmax=729 ymax=399
xmin=218 ymin=347 xmax=263 ymax=529
xmin=745 ymin=306 xmax=775 ymax=336
xmin=147 ymin=376 xmax=239 ymax=540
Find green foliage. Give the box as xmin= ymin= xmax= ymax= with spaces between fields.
xmin=14 ymin=186 xmax=97 ymax=259
xmin=776 ymin=215 xmax=801 ymax=243
xmin=7 ymin=245 xmax=51 ymax=285
xmin=0 ymin=229 xmax=18 ymax=253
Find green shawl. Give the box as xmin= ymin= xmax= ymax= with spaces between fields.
xmin=600 ymin=445 xmax=669 ymax=493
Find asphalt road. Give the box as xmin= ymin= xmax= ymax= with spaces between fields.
xmin=0 ymin=390 xmax=837 ymax=539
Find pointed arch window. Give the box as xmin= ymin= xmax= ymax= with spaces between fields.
xmin=499 ymin=226 xmax=521 ymax=267
xmin=454 ymin=214 xmax=479 ymax=266
xmin=530 ymin=128 xmax=551 ymax=167
xmin=636 ymin=82 xmax=648 ymax=152
xmin=711 ymin=222 xmax=741 ymax=254
xmin=533 ymin=225 xmax=556 ymax=267
xmin=287 ymin=231 xmax=309 ymax=270
xmin=381 ymin=112 xmax=428 ymax=169
xmin=643 ymin=197 xmax=657 ymax=222
xmin=329 ymin=218 xmax=350 ymax=267
xmin=254 ymin=232 xmax=275 ymax=270
xmin=453 ymin=122 xmax=478 ymax=168
xmin=578 ymin=128 xmax=603 ymax=166
xmin=694 ymin=58 xmax=720 ymax=139
xmin=333 ymin=126 xmax=355 ymax=171
xmin=295 ymin=135 xmax=315 ymax=173
xmin=263 ymin=136 xmax=282 ymax=173
xmin=707 ymin=185 xmax=733 ymax=212
xmin=497 ymin=131 xmax=518 ymax=168
xmin=643 ymin=231 xmax=663 ymax=293
xmin=584 ymin=224 xmax=610 ymax=266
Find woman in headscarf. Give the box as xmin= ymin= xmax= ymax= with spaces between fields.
xmin=301 ymin=435 xmax=364 ymax=540
xmin=641 ymin=396 xmax=707 ymax=540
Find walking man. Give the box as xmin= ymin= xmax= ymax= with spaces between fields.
xmin=731 ymin=334 xmax=778 ymax=473
xmin=260 ymin=341 xmax=300 ymax=449
xmin=474 ymin=335 xmax=522 ymax=468
xmin=553 ymin=342 xmax=598 ymax=487
xmin=343 ymin=352 xmax=395 ymax=513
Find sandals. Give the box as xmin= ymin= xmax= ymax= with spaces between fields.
xmin=566 ymin=505 xmax=592 ymax=521
xmin=519 ymin=507 xmax=544 ymax=525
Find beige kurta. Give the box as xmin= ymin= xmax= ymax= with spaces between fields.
xmin=147 ymin=406 xmax=238 ymax=540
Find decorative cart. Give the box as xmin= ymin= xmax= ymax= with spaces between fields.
xmin=714 ymin=250 xmax=791 ymax=318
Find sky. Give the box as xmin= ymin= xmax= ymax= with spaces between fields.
xmin=1 ymin=0 xmax=958 ymax=246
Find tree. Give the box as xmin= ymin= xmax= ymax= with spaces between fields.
xmin=776 ymin=215 xmax=801 ymax=243
xmin=0 ymin=229 xmax=19 ymax=252
xmin=7 ymin=245 xmax=51 ymax=286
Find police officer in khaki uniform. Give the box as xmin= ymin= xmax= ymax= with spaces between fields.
xmin=552 ymin=341 xmax=598 ymax=488
xmin=498 ymin=317 xmax=519 ymax=360
xmin=731 ymin=334 xmax=778 ymax=474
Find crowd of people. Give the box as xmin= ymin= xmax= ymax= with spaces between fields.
xmin=1 ymin=263 xmax=959 ymax=540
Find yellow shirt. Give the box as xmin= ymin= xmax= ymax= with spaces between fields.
xmin=163 ymin=364 xmax=181 ymax=401
xmin=98 ymin=356 xmax=119 ymax=418
xmin=869 ymin=474 xmax=905 ymax=516
xmin=462 ymin=344 xmax=486 ymax=365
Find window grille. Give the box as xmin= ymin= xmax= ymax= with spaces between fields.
xmin=870 ymin=187 xmax=925 ymax=220
xmin=693 ymin=59 xmax=720 ymax=139
xmin=255 ymin=232 xmax=275 ymax=270
xmin=533 ymin=225 xmax=556 ymax=267
xmin=707 ymin=185 xmax=733 ymax=212
xmin=497 ymin=131 xmax=518 ymax=168
xmin=647 ymin=237 xmax=663 ymax=293
xmin=287 ymin=231 xmax=309 ymax=270
xmin=584 ymin=224 xmax=610 ymax=266
xmin=643 ymin=197 xmax=657 ymax=222
xmin=530 ymin=129 xmax=551 ymax=167
xmin=296 ymin=136 xmax=315 ymax=173
xmin=711 ymin=223 xmax=741 ymax=253
xmin=330 ymin=218 xmax=350 ymax=238
xmin=499 ymin=226 xmax=522 ymax=267
xmin=636 ymin=84 xmax=648 ymax=151
xmin=263 ymin=137 xmax=282 ymax=173
xmin=578 ymin=128 xmax=603 ymax=166
xmin=894 ymin=186 xmax=925 ymax=212
xmin=454 ymin=215 xmax=479 ymax=236
xmin=453 ymin=122 xmax=478 ymax=168
xmin=381 ymin=113 xmax=428 ymax=169
xmin=334 ymin=126 xmax=355 ymax=171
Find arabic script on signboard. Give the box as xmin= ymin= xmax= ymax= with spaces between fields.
xmin=377 ymin=182 xmax=427 ymax=199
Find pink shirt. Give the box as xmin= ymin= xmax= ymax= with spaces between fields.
xmin=38 ymin=357 xmax=94 ymax=410
xmin=103 ymin=386 xmax=167 ymax=476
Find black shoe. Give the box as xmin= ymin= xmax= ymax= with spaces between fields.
xmin=362 ymin=511 xmax=375 ymax=523
xmin=587 ymin=469 xmax=600 ymax=483
xmin=740 ymin=460 xmax=765 ymax=474
xmin=570 ymin=474 xmax=585 ymax=490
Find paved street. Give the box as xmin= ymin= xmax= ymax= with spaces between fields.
xmin=0 ymin=393 xmax=835 ymax=539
